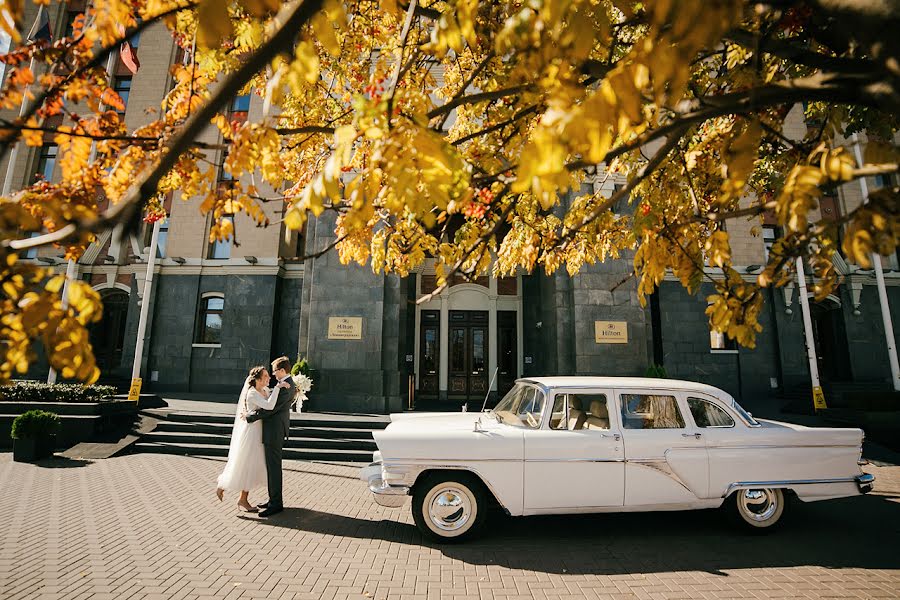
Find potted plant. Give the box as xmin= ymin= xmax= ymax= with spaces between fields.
xmin=11 ymin=410 xmax=60 ymax=462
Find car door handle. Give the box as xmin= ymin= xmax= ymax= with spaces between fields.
xmin=600 ymin=433 xmax=621 ymax=441
xmin=681 ymin=433 xmax=702 ymax=439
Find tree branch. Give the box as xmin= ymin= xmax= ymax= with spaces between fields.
xmin=7 ymin=0 xmax=326 ymax=253
xmin=426 ymin=84 xmax=532 ymax=120
xmin=0 ymin=1 xmax=201 ymax=159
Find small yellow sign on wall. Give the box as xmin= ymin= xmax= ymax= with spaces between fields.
xmin=128 ymin=378 xmax=142 ymax=402
xmin=812 ymin=386 xmax=827 ymax=410
xmin=595 ymin=321 xmax=628 ymax=344
xmin=328 ymin=317 xmax=363 ymax=340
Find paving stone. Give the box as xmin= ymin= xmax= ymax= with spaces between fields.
xmin=0 ymin=453 xmax=897 ymax=599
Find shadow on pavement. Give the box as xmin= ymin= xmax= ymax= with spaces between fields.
xmin=33 ymin=456 xmax=93 ymax=468
xmin=253 ymin=493 xmax=900 ymax=575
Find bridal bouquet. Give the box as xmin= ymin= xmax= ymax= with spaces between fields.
xmin=291 ymin=373 xmax=313 ymax=412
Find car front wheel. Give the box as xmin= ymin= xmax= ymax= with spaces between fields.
xmin=412 ymin=472 xmax=488 ymax=543
xmin=730 ymin=487 xmax=786 ymax=531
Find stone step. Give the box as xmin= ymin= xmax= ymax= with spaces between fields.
xmin=129 ymin=441 xmax=372 ymax=463
xmin=154 ymin=420 xmax=376 ymax=440
xmin=140 ymin=431 xmax=377 ymax=451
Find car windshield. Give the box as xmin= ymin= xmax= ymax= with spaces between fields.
xmin=491 ymin=383 xmax=546 ymax=429
xmin=731 ymin=398 xmax=760 ymax=426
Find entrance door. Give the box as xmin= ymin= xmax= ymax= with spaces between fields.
xmin=811 ymin=301 xmax=852 ymax=381
xmin=448 ymin=311 xmax=488 ymax=400
xmin=90 ymin=289 xmax=129 ymax=373
xmin=497 ymin=311 xmax=518 ymax=398
xmin=418 ymin=310 xmax=440 ymax=397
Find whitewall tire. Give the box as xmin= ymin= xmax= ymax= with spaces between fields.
xmin=412 ymin=473 xmax=488 ymax=542
xmin=731 ymin=487 xmax=786 ymax=531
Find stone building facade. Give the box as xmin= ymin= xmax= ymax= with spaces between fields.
xmin=3 ymin=5 xmax=899 ymax=413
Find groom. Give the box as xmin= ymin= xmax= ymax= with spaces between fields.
xmin=246 ymin=356 xmax=295 ymax=517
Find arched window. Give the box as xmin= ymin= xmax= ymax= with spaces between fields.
xmin=196 ymin=294 xmax=224 ymax=344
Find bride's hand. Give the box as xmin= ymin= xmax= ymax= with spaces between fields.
xmin=278 ymin=382 xmax=290 ymax=389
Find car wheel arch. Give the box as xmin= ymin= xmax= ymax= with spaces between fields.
xmin=411 ymin=468 xmax=508 ymax=514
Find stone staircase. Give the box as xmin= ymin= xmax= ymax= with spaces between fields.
xmin=129 ymin=410 xmax=388 ymax=462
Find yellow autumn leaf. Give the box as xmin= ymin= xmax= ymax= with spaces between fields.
xmin=197 ymin=0 xmax=233 ymax=49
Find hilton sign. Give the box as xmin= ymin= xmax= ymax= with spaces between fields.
xmin=327 ymin=316 xmax=363 ymax=340
xmin=594 ymin=321 xmax=628 ymax=344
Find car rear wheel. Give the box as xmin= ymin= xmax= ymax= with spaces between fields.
xmin=730 ymin=487 xmax=786 ymax=531
xmin=412 ymin=472 xmax=488 ymax=543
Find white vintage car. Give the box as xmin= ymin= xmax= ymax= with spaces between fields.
xmin=360 ymin=377 xmax=874 ymax=542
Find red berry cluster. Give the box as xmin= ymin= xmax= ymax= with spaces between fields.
xmin=639 ymin=203 xmax=651 ymax=216
xmin=364 ymin=77 xmax=386 ymax=101
xmin=143 ymin=211 xmax=167 ymax=224
xmin=463 ymin=188 xmax=494 ymax=219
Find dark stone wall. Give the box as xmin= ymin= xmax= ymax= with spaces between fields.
xmin=841 ymin=284 xmax=900 ymax=384
xmin=298 ymin=215 xmax=404 ymax=414
xmin=571 ymin=259 xmax=651 ymax=377
xmin=656 ymin=281 xmax=780 ymax=402
xmin=271 ymin=276 xmax=303 ymax=361
xmin=146 ymin=273 xmax=287 ymax=394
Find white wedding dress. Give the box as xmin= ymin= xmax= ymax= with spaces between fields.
xmin=216 ymin=383 xmax=276 ymax=492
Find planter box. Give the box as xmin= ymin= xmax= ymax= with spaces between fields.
xmin=12 ymin=435 xmax=56 ymax=462
xmin=1 ymin=400 xmax=143 ymax=449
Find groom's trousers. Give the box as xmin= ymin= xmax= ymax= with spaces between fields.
xmin=264 ymin=441 xmax=284 ymax=508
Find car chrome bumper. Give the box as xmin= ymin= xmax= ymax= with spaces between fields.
xmin=856 ymin=473 xmax=875 ymax=494
xmin=359 ymin=462 xmax=409 ymax=508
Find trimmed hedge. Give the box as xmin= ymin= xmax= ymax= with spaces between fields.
xmin=11 ymin=410 xmax=60 ymax=439
xmin=0 ymin=381 xmax=118 ymax=403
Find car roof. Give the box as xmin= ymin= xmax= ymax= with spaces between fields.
xmin=516 ymin=376 xmax=733 ymax=399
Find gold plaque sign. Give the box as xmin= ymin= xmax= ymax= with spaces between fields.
xmin=594 ymin=321 xmax=628 ymax=344
xmin=328 ymin=317 xmax=363 ymax=340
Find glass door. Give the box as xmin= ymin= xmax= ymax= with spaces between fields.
xmin=447 ymin=311 xmax=488 ymax=400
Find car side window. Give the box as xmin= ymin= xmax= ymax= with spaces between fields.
xmin=579 ymin=394 xmax=609 ymax=430
xmin=620 ymin=393 xmax=685 ymax=429
xmin=550 ymin=394 xmax=567 ymax=430
xmin=688 ymin=397 xmax=735 ymax=428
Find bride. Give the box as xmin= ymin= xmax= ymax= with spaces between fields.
xmin=216 ymin=365 xmax=288 ymax=512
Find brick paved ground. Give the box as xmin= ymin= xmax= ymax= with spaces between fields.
xmin=0 ymin=453 xmax=897 ymax=600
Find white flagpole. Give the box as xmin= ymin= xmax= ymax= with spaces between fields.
xmin=131 ymin=218 xmax=160 ymax=383
xmin=795 ymin=257 xmax=824 ymax=410
xmin=851 ymin=134 xmax=900 ymax=391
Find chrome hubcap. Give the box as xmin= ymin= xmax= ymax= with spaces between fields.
xmin=428 ymin=487 xmax=472 ymax=532
xmin=739 ymin=488 xmax=778 ymax=522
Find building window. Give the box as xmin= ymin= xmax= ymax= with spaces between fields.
xmin=196 ymin=294 xmax=224 ymax=344
xmin=156 ymin=219 xmax=168 ymax=259
xmin=33 ymin=143 xmax=58 ymax=182
xmin=229 ymin=94 xmax=250 ymax=125
xmin=207 ymin=215 xmax=234 ymax=259
xmin=875 ymin=173 xmax=895 ymax=189
xmin=762 ymin=224 xmax=779 ymax=262
xmin=145 ymin=218 xmax=169 ymax=259
xmin=710 ymin=330 xmax=738 ymax=352
xmin=113 ymin=76 xmax=131 ymax=113
xmin=22 ymin=231 xmax=40 ymax=259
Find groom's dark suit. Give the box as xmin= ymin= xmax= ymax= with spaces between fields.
xmin=246 ymin=377 xmax=294 ymax=511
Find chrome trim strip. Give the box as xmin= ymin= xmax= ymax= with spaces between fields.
xmin=524 ymin=458 xmax=625 ymax=463
xmin=707 ymin=444 xmax=859 ymax=450
xmin=723 ymin=476 xmax=869 ymax=497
